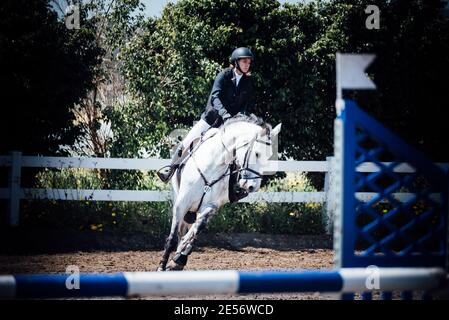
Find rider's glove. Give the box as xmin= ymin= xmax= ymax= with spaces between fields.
xmin=222 ymin=112 xmax=231 ymax=121
xmin=218 ymin=108 xmax=231 ymax=121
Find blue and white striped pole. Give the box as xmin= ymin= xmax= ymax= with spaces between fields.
xmin=0 ymin=268 xmax=445 ymax=299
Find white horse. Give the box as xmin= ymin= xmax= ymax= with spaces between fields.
xmin=157 ymin=114 xmax=282 ymax=271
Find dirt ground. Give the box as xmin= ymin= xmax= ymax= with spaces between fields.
xmin=0 ymin=233 xmax=338 ymax=300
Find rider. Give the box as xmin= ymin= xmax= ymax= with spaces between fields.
xmin=156 ymin=47 xmax=255 ymax=199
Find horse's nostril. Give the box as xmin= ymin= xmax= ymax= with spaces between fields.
xmin=248 ymin=186 xmax=254 ymax=192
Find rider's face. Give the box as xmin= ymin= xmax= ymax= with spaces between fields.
xmin=236 ymin=58 xmax=252 ymax=74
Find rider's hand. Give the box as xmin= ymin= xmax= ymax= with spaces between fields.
xmin=219 ymin=108 xmax=231 ymax=121
xmin=222 ymin=112 xmax=231 ymax=121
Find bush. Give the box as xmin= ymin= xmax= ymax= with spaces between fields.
xmin=208 ymin=172 xmax=324 ymax=235
xmin=21 ymin=169 xmax=324 ymax=237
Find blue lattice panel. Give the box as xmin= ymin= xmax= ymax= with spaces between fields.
xmin=334 ymin=100 xmax=449 ymax=269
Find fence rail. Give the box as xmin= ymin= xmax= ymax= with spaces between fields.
xmin=1 ymin=152 xmax=447 ymax=227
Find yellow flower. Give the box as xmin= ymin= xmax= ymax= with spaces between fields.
xmin=90 ymin=224 xmax=97 ymax=231
xmin=85 ymin=201 xmax=90 ymax=205
xmin=111 ymin=212 xmax=116 ymax=217
xmin=289 ymin=212 xmax=295 ymax=217
xmin=382 ymin=209 xmax=388 ymax=213
xmin=113 ymin=221 xmax=117 ymax=224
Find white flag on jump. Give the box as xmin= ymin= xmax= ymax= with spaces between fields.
xmin=335 ymin=53 xmax=376 ymax=114
xmin=336 ymin=53 xmax=376 ymax=93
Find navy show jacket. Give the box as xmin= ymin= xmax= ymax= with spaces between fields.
xmin=201 ymin=67 xmax=254 ymax=127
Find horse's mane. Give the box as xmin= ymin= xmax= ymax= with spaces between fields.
xmin=221 ymin=113 xmax=272 ymax=135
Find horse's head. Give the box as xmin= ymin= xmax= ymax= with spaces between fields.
xmin=236 ymin=124 xmax=281 ymax=192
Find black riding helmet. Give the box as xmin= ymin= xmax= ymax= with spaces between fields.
xmin=230 ymin=47 xmax=254 ymax=74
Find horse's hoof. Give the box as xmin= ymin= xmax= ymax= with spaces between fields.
xmin=156 ymin=266 xmax=165 ymax=272
xmin=166 ymin=260 xmax=185 ymax=271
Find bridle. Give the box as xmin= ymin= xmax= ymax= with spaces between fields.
xmin=189 ymin=123 xmax=271 ymax=212
xmin=217 ymin=122 xmax=272 ymax=179
xmin=233 ymin=133 xmax=271 ymax=181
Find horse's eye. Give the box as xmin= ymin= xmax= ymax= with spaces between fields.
xmin=255 ymin=152 xmax=260 ymax=158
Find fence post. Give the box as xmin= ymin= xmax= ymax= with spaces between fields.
xmin=8 ymin=151 xmax=22 ymax=226
xmin=323 ymin=156 xmax=334 ymax=235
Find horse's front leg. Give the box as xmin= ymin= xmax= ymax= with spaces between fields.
xmin=157 ymin=201 xmax=187 ymax=271
xmin=156 ymin=218 xmax=179 ymax=271
xmin=166 ymin=204 xmax=218 ymax=271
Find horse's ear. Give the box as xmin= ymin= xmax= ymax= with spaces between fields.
xmin=271 ymin=123 xmax=282 ymax=138
xmin=261 ymin=126 xmax=270 ymax=137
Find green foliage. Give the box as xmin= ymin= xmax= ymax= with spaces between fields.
xmin=84 ymin=0 xmax=145 ymax=50
xmin=208 ymin=172 xmax=324 ymax=234
xmin=35 ymin=168 xmax=104 ymax=190
xmin=34 ymin=166 xmax=171 ymax=191
xmin=28 ymin=167 xmax=173 ymax=239
xmin=109 ymin=0 xmax=449 ymax=177
xmin=207 ymin=202 xmax=323 ymax=235
xmin=110 ymin=0 xmax=348 ymax=161
xmin=26 ymin=166 xmax=323 ymax=236
xmin=334 ymin=0 xmax=449 ymax=162
xmin=21 ymin=200 xmax=172 ymax=240
xmin=0 ymin=0 xmax=104 ymax=155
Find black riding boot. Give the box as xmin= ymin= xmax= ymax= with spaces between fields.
xmin=157 ymin=144 xmax=184 ymax=183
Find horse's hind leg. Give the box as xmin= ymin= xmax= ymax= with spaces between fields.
xmin=166 ymin=204 xmax=218 ymax=271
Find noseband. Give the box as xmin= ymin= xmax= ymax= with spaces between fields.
xmin=239 ymin=137 xmax=271 ymax=180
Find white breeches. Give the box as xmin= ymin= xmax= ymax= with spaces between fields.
xmin=181 ymin=118 xmax=211 ymax=150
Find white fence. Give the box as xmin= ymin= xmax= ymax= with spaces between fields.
xmin=1 ymin=151 xmax=447 ymax=229
xmin=0 ymin=152 xmax=333 ymax=227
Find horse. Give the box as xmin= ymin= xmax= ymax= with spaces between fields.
xmin=157 ymin=114 xmax=282 ymax=271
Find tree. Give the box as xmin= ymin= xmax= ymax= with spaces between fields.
xmin=0 ymin=0 xmax=103 ymax=155
xmin=110 ymin=0 xmax=449 ymax=168
xmin=110 ymin=0 xmax=354 ymax=163
xmin=63 ymin=0 xmax=145 ymax=158
xmin=335 ymin=0 xmax=449 ymax=161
